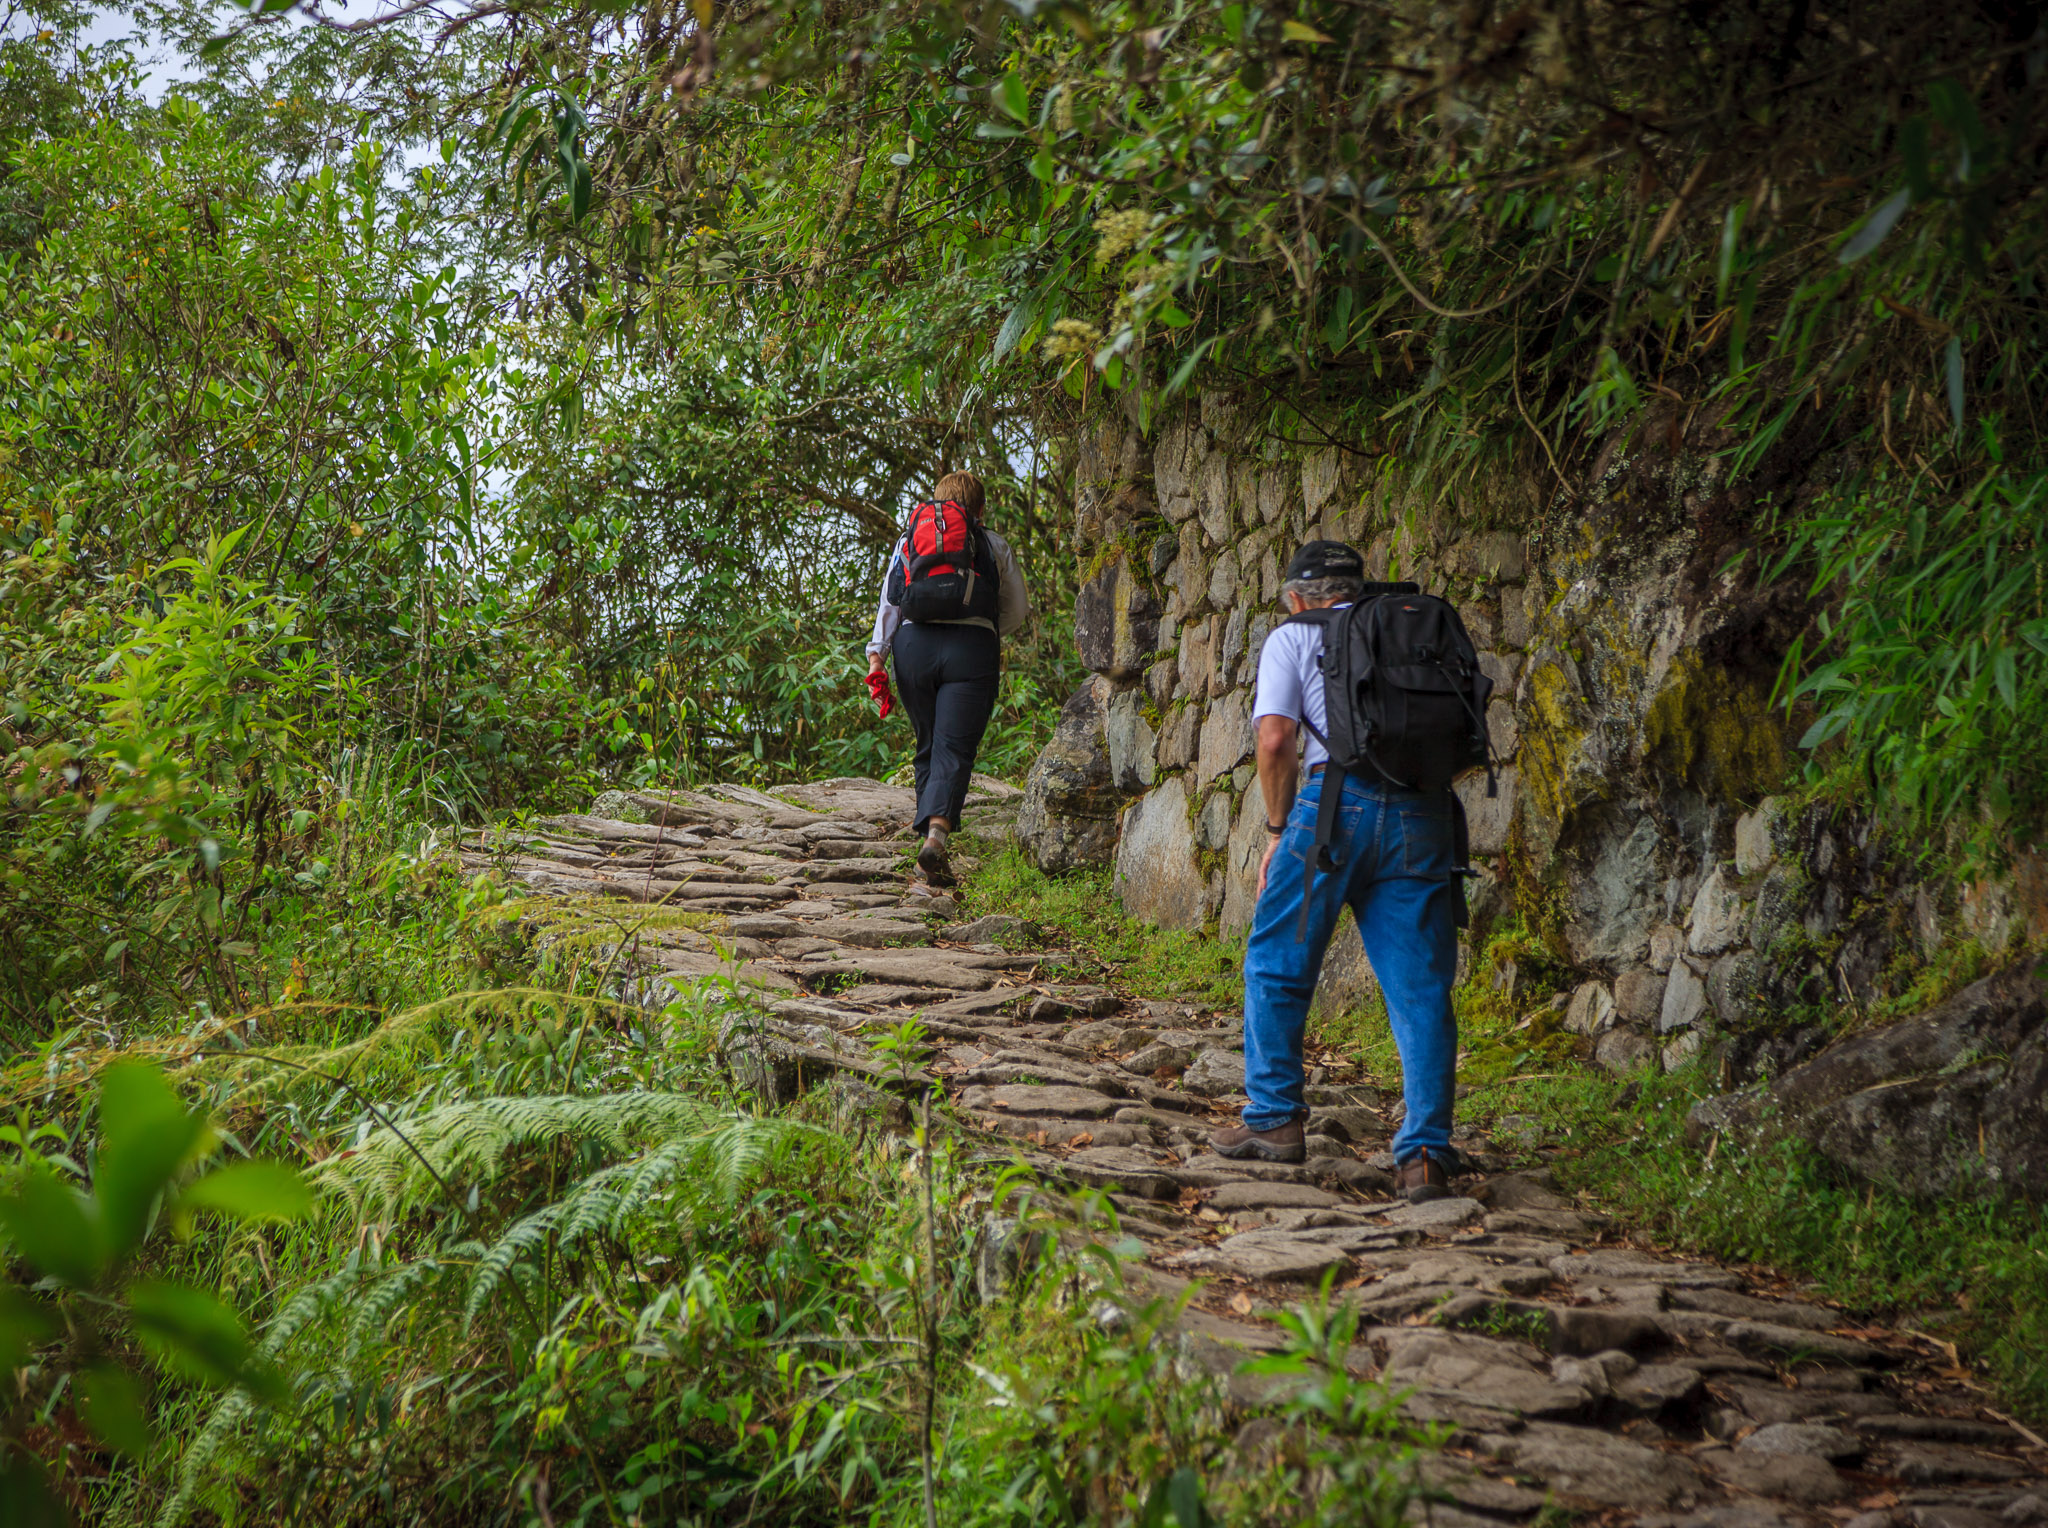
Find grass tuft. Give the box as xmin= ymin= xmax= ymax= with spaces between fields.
xmin=952 ymin=836 xmax=1245 ymax=1006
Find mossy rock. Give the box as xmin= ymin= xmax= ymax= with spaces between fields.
xmin=1641 ymin=654 xmax=1787 ymax=803
xmin=590 ymin=789 xmax=651 ymax=824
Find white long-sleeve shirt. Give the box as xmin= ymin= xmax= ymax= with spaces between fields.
xmin=866 ymin=524 xmax=1031 ymax=660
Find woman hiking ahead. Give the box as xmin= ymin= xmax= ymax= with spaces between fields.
xmin=866 ymin=471 xmax=1031 ymax=886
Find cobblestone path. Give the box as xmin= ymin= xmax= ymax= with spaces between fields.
xmin=463 ymin=777 xmax=2048 ymax=1528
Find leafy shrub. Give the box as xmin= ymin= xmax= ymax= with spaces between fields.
xmin=1780 ymin=469 xmax=2048 ymax=855
xmin=0 ymin=1063 xmax=313 ymax=1521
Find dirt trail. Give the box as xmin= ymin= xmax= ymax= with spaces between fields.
xmin=464 ymin=777 xmax=2048 ymax=1528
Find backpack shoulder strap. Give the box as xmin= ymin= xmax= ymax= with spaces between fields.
xmin=1297 ymin=761 xmax=1347 ymax=943
xmin=896 ymin=501 xmax=927 ymax=553
xmin=1283 ymin=603 xmax=1358 ymax=942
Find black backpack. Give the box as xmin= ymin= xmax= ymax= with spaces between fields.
xmin=1284 ymin=582 xmax=1497 ymax=935
xmin=884 ymin=500 xmax=1001 ymax=625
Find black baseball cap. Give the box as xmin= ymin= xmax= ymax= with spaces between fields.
xmin=1283 ymin=540 xmax=1364 ymax=582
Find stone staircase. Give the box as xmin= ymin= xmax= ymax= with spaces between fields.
xmin=462 ymin=776 xmax=2048 ymax=1528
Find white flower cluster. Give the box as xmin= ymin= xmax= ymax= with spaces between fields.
xmin=1041 ymin=318 xmax=1104 ymax=360
xmin=1093 ymin=208 xmax=1151 ymax=265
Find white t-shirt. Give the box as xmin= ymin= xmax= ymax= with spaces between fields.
xmin=1251 ymin=606 xmax=1349 ymax=770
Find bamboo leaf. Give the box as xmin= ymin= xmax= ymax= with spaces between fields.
xmin=1838 ymin=189 xmax=1910 ymax=263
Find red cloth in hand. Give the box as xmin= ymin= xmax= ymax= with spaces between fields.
xmin=865 ymin=670 xmax=894 ymax=720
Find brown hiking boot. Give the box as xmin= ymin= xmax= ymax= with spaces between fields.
xmin=916 ymin=836 xmax=954 ymax=887
xmin=1209 ymin=1119 xmax=1306 ymax=1164
xmin=1395 ymin=1149 xmax=1452 ymax=1204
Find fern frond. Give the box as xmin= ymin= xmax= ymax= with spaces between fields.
xmin=316 ymin=1091 xmax=721 ymax=1214
xmin=195 ymin=987 xmax=650 ymax=1105
xmin=459 ymin=1116 xmax=829 ymax=1327
xmin=464 ymin=1200 xmax=569 ymax=1327
xmin=158 ymin=1266 xmax=366 ymax=1528
xmin=340 ymin=1257 xmax=459 ymax=1363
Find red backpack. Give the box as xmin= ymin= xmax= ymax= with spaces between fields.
xmin=884 ymin=499 xmax=1001 ymax=624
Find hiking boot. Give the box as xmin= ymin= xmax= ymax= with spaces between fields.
xmin=916 ymin=836 xmax=954 ymax=887
xmin=1395 ymin=1148 xmax=1452 ymax=1204
xmin=1209 ymin=1119 xmax=1306 ymax=1164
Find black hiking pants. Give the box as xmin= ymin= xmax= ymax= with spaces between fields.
xmin=891 ymin=621 xmax=1000 ymax=836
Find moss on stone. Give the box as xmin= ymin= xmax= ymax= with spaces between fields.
xmin=1641 ymin=653 xmax=1788 ymax=804
xmin=1517 ymin=650 xmax=1591 ymax=834
xmin=510 ymin=900 xmax=728 ymax=956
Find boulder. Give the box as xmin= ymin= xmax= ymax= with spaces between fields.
xmin=1659 ymin=957 xmax=1708 ymax=1033
xmin=1708 ymin=949 xmax=1767 ymax=1026
xmin=1662 ymin=1031 xmax=1704 ymax=1072
xmin=1115 ymin=783 xmax=1216 ymax=930
xmin=945 ymin=914 xmax=1026 ymax=945
xmin=1455 ymin=766 xmax=1521 ymax=858
xmin=1688 ymin=864 xmax=1749 ymax=955
xmin=1198 ymin=453 xmax=1232 ymax=542
xmin=1561 ymin=810 xmax=1665 ymax=966
xmin=588 ymin=789 xmax=650 ymax=823
xmin=1596 ymin=1027 xmax=1662 ymax=1074
xmin=1104 ymin=689 xmax=1157 ymax=792
xmin=719 ymin=1013 xmax=928 ymax=1104
xmin=1448 ymin=531 xmax=1528 ymax=582
xmin=1218 ymin=783 xmax=1270 ymax=935
xmin=1749 ymin=863 xmax=1804 ymax=955
xmin=1017 ymin=678 xmax=1137 ymax=874
xmin=1145 ymin=655 xmax=1177 ymax=709
xmin=1312 ymin=908 xmax=1382 ymax=1020
xmin=1196 ymin=786 xmax=1234 ymax=849
xmin=1487 ymin=697 xmax=1522 ymax=758
xmin=1195 ymin=691 xmax=1252 ymax=789
xmin=1217 ymin=608 xmax=1248 ymax=687
xmin=1179 ymin=615 xmax=1219 ymax=696
xmin=1182 ymin=1048 xmax=1247 ymax=1097
xmin=1735 ymin=797 xmax=1787 ymax=877
xmin=1614 ymin=966 xmax=1665 ymax=1023
xmin=1565 ymin=981 xmax=1618 ymax=1036
xmin=1737 ymin=1423 xmax=1863 ymax=1461
xmin=1647 ymin=923 xmax=1684 ymax=974
xmin=1152 ymin=417 xmax=1203 ymax=520
xmin=1074 ymin=553 xmax=1162 ymax=680
xmin=1687 ymin=964 xmax=2048 ymax=1200
xmin=1479 ymin=1421 xmax=1704 ymax=1506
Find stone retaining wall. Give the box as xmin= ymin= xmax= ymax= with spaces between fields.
xmin=1017 ymin=393 xmax=2047 ymax=1136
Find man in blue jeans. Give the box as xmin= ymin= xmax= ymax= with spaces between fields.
xmin=1208 ymin=541 xmax=1460 ymax=1203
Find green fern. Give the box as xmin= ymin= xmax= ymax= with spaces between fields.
xmin=165 ymin=1092 xmax=832 ymax=1523
xmin=460 ymin=1116 xmax=812 ymax=1325
xmin=157 ymin=1266 xmax=377 ymax=1528
xmin=315 ymin=1090 xmax=722 ymax=1214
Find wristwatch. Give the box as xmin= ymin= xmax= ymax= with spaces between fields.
xmin=1265 ymin=821 xmax=1287 ymax=836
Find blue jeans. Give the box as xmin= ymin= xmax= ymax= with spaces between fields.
xmin=1241 ymin=772 xmax=1460 ymax=1163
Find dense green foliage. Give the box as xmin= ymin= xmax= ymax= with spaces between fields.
xmin=0 ymin=30 xmax=1071 ymax=1037
xmin=427 ymin=0 xmax=2046 ymax=847
xmin=0 ymin=768 xmax=1446 ymax=1523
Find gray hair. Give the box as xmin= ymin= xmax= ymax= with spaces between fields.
xmin=1284 ymin=575 xmax=1365 ymax=607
